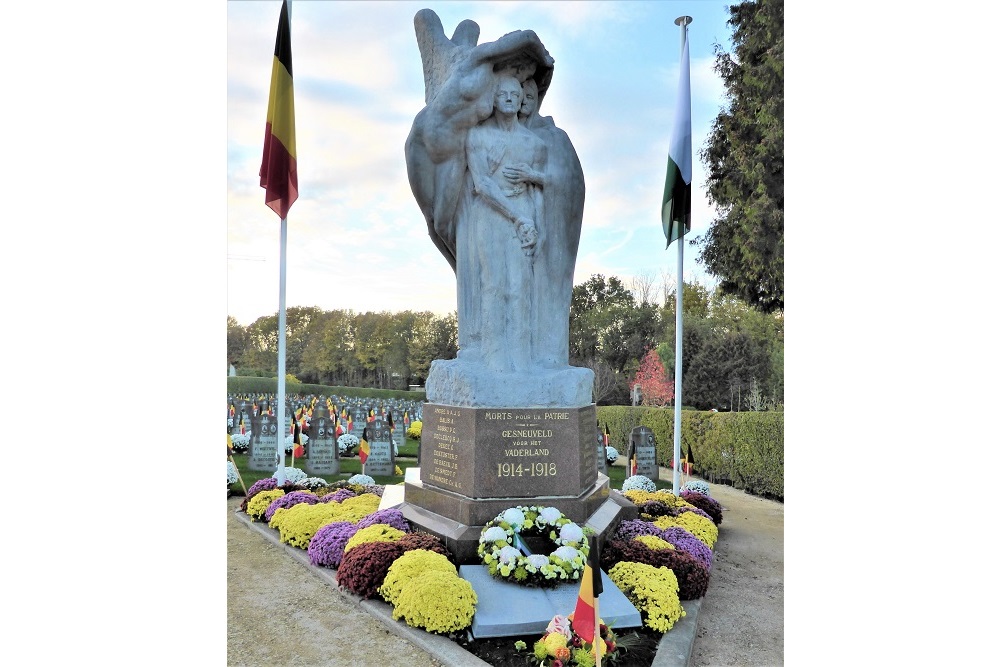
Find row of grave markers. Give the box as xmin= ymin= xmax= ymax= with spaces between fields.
xmin=228 ymin=393 xmax=660 ymax=481
xmin=227 ymin=394 xmax=422 ymax=476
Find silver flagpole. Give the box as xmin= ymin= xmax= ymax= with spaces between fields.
xmin=274 ymin=0 xmax=293 ymax=486
xmin=275 ymin=215 xmax=288 ymax=485
xmin=672 ymin=15 xmax=692 ymax=496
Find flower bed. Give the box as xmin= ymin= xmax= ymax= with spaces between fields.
xmin=233 ymin=475 xmax=720 ymax=666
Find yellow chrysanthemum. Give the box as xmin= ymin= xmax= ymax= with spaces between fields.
xmin=635 ymin=534 xmax=675 ymax=551
xmin=344 ymin=524 xmax=406 ymax=554
xmin=542 ymin=631 xmax=569 ymax=656
xmin=246 ymin=489 xmax=285 ymax=522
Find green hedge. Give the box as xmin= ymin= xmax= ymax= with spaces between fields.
xmin=595 ymin=406 xmax=783 ymax=500
xmin=226 ymin=377 xmax=426 ymax=402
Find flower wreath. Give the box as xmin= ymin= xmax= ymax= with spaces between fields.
xmin=477 ymin=506 xmax=592 ymax=588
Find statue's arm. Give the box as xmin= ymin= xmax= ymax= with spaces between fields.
xmin=468 ymin=29 xmax=553 ymax=70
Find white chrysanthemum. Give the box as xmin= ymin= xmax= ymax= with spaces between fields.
xmin=298 ymin=476 xmax=328 ymax=489
xmin=501 ymin=507 xmax=526 ymax=528
xmin=526 ymin=554 xmax=550 ymax=569
xmin=481 ymin=526 xmax=510 ymax=544
xmin=497 ymin=545 xmax=521 ymax=564
xmin=538 ymin=507 xmax=562 ymax=525
xmin=605 ymin=446 xmax=619 ymax=462
xmin=337 ymin=434 xmax=359 ymax=454
xmin=682 ymin=480 xmax=711 ymax=496
xmin=231 ymin=434 xmax=251 ymax=446
xmin=346 ymin=473 xmax=375 ymax=486
xmin=559 ymin=523 xmax=584 ymax=544
xmin=552 ymin=546 xmax=581 ymax=562
xmin=622 ymin=475 xmax=656 ymax=492
xmin=275 ymin=467 xmax=307 ymax=483
xmin=227 ymin=461 xmax=238 ymax=484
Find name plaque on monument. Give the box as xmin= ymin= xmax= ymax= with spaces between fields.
xmin=420 ymin=404 xmax=598 ymax=498
xmin=365 ymin=418 xmax=395 ymax=477
xmin=629 ymin=426 xmax=659 ymax=480
xmin=305 ymin=412 xmax=339 ymax=476
xmin=595 ymin=428 xmax=608 ymax=475
xmin=249 ymin=414 xmax=279 ymax=472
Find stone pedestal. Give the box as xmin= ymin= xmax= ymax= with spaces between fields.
xmin=400 ymin=403 xmax=637 ymax=563
xmin=426 ymin=358 xmax=594 ymax=408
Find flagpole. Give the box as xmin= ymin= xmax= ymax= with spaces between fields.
xmin=275 ymin=215 xmax=288 ymax=485
xmin=272 ymin=0 xmax=293 ymax=487
xmin=672 ymin=15 xmax=692 ymax=497
xmin=594 ymin=596 xmax=601 ymax=667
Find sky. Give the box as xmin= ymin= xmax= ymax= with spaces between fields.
xmin=227 ymin=0 xmax=735 ymax=325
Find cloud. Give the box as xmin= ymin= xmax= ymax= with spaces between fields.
xmin=228 ymin=1 xmax=737 ymax=324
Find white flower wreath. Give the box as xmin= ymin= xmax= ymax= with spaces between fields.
xmin=477 ymin=505 xmax=591 ymax=588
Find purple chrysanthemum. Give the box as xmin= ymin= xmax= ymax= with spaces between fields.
xmin=245 ymin=477 xmax=277 ymax=501
xmin=321 ymin=488 xmax=357 ymax=503
xmin=307 ymin=521 xmax=360 ymax=568
xmin=264 ymin=491 xmax=319 ymax=523
xmin=613 ymin=519 xmax=672 ymax=542
xmin=355 ymin=508 xmax=412 ymax=533
xmin=661 ymin=526 xmax=714 ymax=571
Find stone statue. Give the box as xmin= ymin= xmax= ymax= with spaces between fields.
xmin=405 ymin=8 xmax=592 ymax=407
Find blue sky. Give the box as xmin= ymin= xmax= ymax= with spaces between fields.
xmin=227 ymin=1 xmax=736 ymax=325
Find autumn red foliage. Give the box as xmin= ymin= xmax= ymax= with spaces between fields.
xmin=631 ymin=349 xmax=675 ymax=407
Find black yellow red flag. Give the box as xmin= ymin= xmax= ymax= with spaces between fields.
xmin=260 ymin=0 xmax=298 ymax=219
xmin=572 ymin=534 xmax=603 ymax=643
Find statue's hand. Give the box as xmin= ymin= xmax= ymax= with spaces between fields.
xmin=503 ymin=163 xmax=542 ymax=186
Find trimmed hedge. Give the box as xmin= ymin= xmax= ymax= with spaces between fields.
xmin=226 ymin=376 xmax=426 ymax=401
xmin=596 ymin=406 xmax=783 ymax=500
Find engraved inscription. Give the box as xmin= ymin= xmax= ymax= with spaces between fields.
xmin=425 ymin=407 xmax=465 ymax=491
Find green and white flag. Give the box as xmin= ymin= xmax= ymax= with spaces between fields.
xmin=661 ymin=35 xmax=692 ymax=249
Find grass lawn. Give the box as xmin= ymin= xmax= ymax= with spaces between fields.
xmin=228 ymin=437 xmax=677 ymax=495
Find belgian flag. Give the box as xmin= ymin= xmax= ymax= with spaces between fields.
xmin=572 ymin=535 xmax=603 ymax=644
xmin=260 ymin=0 xmax=298 ymax=220
xmin=292 ymin=419 xmax=305 ymax=459
xmin=359 ymin=425 xmax=370 ymax=465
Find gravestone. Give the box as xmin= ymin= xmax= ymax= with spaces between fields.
xmin=629 ymin=426 xmax=659 ymax=480
xmin=249 ymin=413 xmax=279 ymax=472
xmin=388 ymin=410 xmax=404 ymax=451
xmin=364 ymin=417 xmax=395 ymax=477
xmin=351 ymin=409 xmax=365 ymax=438
xmin=305 ymin=404 xmax=339 ymax=476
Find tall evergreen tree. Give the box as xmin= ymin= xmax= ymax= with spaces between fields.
xmin=697 ymin=0 xmax=784 ymax=313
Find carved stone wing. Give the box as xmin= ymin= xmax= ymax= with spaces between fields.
xmin=413 ymin=8 xmax=480 ymax=104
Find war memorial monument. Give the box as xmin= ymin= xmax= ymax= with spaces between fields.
xmin=398 ymin=8 xmax=637 ymax=563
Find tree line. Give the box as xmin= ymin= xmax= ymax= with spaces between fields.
xmin=227 ymin=273 xmax=782 ymax=411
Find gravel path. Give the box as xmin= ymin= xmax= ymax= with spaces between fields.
xmin=227 ymin=473 xmax=782 ymax=666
